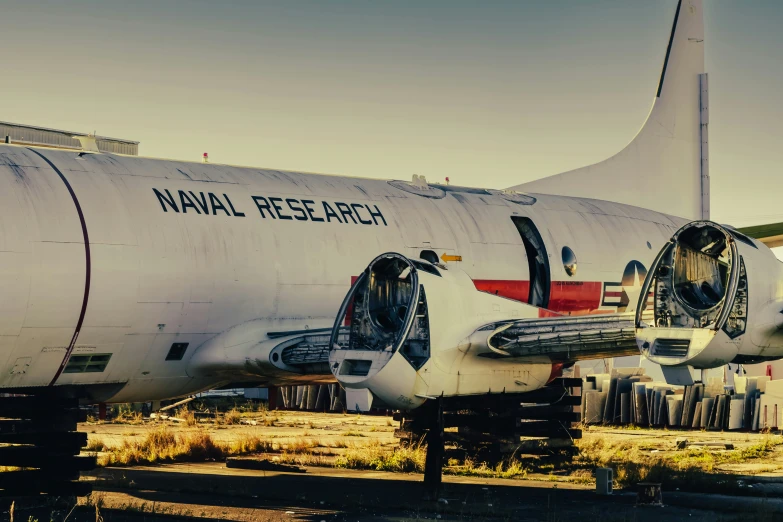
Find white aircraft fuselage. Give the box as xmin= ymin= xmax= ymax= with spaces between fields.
xmin=0 ymin=144 xmax=684 ymax=402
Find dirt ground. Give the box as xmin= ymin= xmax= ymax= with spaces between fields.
xmin=581 ymin=425 xmax=783 ymax=476
xmin=84 ymin=410 xmax=783 ymax=476
xmin=87 ymin=409 xmax=397 ymax=447
xmin=55 ymin=410 xmax=783 ymax=521
xmin=16 ymin=462 xmax=781 ymax=522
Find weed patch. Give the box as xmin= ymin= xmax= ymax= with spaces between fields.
xmin=98 ymin=427 xmax=269 ymax=466
xmin=336 ymin=441 xmax=424 ymax=472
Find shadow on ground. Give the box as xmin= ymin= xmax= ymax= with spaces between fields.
xmin=62 ymin=464 xmax=779 ymax=521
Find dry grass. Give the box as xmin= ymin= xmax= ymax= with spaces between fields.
xmin=276 ymin=452 xmax=333 ymax=467
xmin=446 ymin=456 xmax=528 ymax=479
xmin=85 ymin=439 xmax=109 ymax=452
xmin=572 ymin=434 xmax=783 ymax=489
xmin=96 ymin=427 xmax=359 ymax=467
xmin=97 ymin=426 xmax=269 ymax=466
xmin=113 ymin=405 xmax=143 ymax=425
xmin=285 ymin=438 xmax=318 ymax=454
xmin=223 ymin=408 xmax=242 ymax=425
xmin=176 ymin=407 xmax=197 ymax=426
xmin=336 ymin=440 xmax=425 ymax=472
xmin=261 ymin=415 xmax=278 ymax=427
xmin=226 ymin=435 xmax=274 ymax=455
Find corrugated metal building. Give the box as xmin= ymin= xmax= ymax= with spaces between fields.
xmin=1 ymin=121 xmax=139 ymax=155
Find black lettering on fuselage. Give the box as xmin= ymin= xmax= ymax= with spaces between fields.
xmin=224 ymin=194 xmax=246 ymax=217
xmin=189 ymin=191 xmax=210 ymax=214
xmin=302 ymin=200 xmax=323 ymax=222
xmin=286 ymin=198 xmax=308 ymax=221
xmin=367 ymin=204 xmax=387 ymax=226
xmin=209 ymin=193 xmax=231 ymax=216
xmin=322 ymin=202 xmax=342 ymax=223
xmin=153 ymin=188 xmax=179 ymax=212
xmin=156 ymin=187 xmax=386 ymax=226
xmin=351 ymin=203 xmax=372 ymax=225
xmin=252 ymin=196 xmax=275 ymax=218
xmin=269 ymin=197 xmax=292 ymax=220
xmin=334 ymin=202 xmax=357 ymax=224
xmin=179 ymin=190 xmax=201 ymax=214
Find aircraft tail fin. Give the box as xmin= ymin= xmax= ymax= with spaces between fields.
xmin=510 ymin=0 xmax=707 ymax=220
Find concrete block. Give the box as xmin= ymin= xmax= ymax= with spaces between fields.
xmin=729 ymin=398 xmax=745 ymax=430
xmin=596 ymin=468 xmax=613 ymax=495
xmin=667 ymin=396 xmax=683 ymax=426
xmin=345 ymin=387 xmax=374 ymax=412
xmin=584 ymin=391 xmax=607 ymax=424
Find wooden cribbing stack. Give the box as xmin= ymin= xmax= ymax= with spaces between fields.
xmin=393 ymin=378 xmax=582 ymax=497
xmin=0 ymin=394 xmax=94 ymax=497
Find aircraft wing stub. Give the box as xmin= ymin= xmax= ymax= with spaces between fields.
xmin=737 ymin=221 xmax=783 ymax=249
xmin=485 ymin=313 xmax=640 ymax=362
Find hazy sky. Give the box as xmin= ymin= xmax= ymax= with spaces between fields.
xmin=1 ymin=0 xmax=781 ymax=229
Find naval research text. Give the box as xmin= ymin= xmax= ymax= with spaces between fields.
xmin=153 ymin=188 xmax=387 ymax=226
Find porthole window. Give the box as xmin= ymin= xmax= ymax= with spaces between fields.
xmin=562 ymin=246 xmax=577 ymax=277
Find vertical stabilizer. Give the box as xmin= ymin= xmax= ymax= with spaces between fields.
xmin=511 ymin=0 xmax=706 ymax=220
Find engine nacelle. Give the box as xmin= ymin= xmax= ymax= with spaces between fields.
xmin=636 ymin=221 xmax=783 ymax=384
xmin=328 ymin=253 xmax=554 ymax=410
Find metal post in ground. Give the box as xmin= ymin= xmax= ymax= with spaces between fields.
xmin=423 ymin=398 xmax=444 ymax=499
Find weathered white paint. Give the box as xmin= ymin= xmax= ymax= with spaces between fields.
xmin=0 ymin=143 xmax=686 ymax=401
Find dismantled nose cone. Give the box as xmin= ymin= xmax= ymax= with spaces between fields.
xmin=328 ymin=253 xmax=431 ymax=409
xmin=635 ymin=221 xmax=748 ymax=383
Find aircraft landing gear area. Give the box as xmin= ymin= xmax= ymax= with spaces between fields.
xmin=395 ymin=378 xmax=583 ymax=498
xmin=0 ymin=393 xmax=94 ymax=497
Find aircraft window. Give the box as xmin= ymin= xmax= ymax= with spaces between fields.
xmin=562 ymin=246 xmax=577 ymax=277
xmin=647 ymin=241 xmax=652 ymax=249
xmin=165 ymin=342 xmax=190 ymax=361
xmin=64 ymin=353 xmax=112 ymax=373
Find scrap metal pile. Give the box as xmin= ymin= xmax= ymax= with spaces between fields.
xmin=581 ymin=369 xmax=782 ymax=431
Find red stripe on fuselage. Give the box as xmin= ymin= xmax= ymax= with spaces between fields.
xmin=344 ymin=275 xmax=360 ymax=326
xmin=473 ymin=279 xmax=603 ymax=316
xmin=472 ymin=279 xmax=530 ymax=303
xmin=549 ymin=281 xmax=603 ymax=313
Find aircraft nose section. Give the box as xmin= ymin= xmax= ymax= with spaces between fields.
xmin=635 ymin=221 xmax=746 ymax=383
